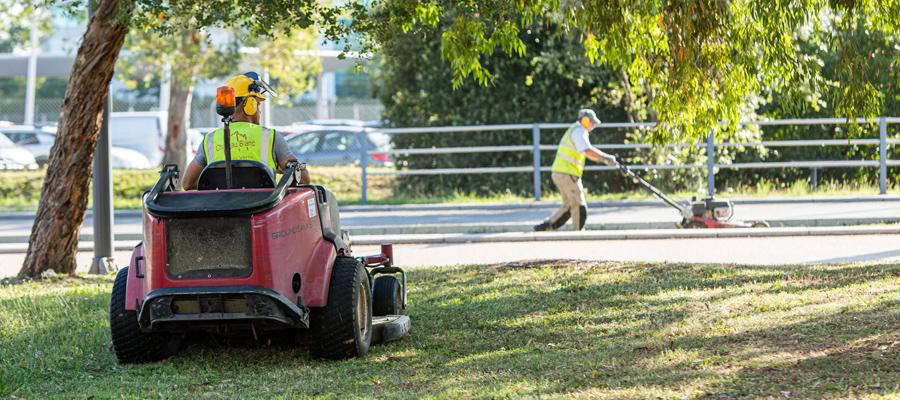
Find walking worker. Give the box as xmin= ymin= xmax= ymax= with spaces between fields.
xmin=182 ymin=71 xmax=309 ymax=190
xmin=534 ymin=109 xmax=617 ymax=231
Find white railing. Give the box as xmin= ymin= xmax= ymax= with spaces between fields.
xmin=358 ymin=117 xmax=900 ymax=203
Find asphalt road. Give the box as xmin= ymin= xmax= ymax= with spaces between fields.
xmin=3 ymin=234 xmax=899 ymax=278
xmin=2 ymin=198 xmax=900 ymax=241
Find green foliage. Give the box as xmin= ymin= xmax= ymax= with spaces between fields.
xmin=374 ymin=3 xmax=898 ymax=197
xmin=359 ymin=0 xmax=899 ymax=143
xmin=375 ymin=18 xmax=635 ymax=196
xmin=2 ymin=261 xmax=899 ymax=397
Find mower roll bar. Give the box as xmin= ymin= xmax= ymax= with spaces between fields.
xmin=144 ymin=161 xmax=306 ymax=217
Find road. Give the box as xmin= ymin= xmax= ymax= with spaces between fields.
xmin=2 ymin=198 xmax=900 ymax=242
xmin=3 ymin=234 xmax=899 ymax=278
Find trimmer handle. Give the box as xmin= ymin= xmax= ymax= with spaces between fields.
xmin=611 ymin=154 xmax=630 ymax=177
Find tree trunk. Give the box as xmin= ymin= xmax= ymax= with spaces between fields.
xmin=19 ymin=0 xmax=130 ymax=278
xmin=161 ymin=73 xmax=194 ymax=171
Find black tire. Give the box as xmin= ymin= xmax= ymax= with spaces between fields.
xmin=752 ymin=221 xmax=770 ymax=228
xmin=372 ymin=276 xmax=402 ymax=316
xmin=683 ymin=220 xmax=707 ymax=229
xmin=109 ymin=267 xmax=180 ymax=364
xmin=308 ymin=257 xmax=372 ymax=359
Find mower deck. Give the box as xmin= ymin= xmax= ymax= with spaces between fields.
xmin=371 ymin=315 xmax=411 ymax=344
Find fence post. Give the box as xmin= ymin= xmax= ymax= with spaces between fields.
xmin=706 ymin=130 xmax=715 ymax=197
xmin=880 ymin=116 xmax=888 ymax=195
xmin=810 ymin=168 xmax=818 ymax=192
xmin=360 ymin=136 xmax=368 ymax=205
xmin=532 ymin=123 xmax=542 ymax=201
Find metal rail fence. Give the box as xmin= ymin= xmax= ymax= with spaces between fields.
xmin=358 ymin=117 xmax=900 ymax=204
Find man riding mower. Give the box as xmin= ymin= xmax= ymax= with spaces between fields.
xmin=109 ymin=73 xmax=410 ymax=363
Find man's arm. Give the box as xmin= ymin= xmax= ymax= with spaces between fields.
xmin=182 ymin=160 xmax=204 ymax=190
xmin=273 ymin=132 xmax=309 ymax=184
xmin=584 ymin=147 xmax=617 ymax=165
xmin=182 ymin=141 xmax=209 ymax=190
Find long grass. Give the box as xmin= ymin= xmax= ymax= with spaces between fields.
xmin=1 ymin=261 xmax=898 ymax=398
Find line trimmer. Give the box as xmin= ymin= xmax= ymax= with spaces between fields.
xmin=615 ymin=162 xmax=769 ymax=229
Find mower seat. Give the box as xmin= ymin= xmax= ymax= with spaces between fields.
xmin=198 ymin=160 xmax=275 ymax=190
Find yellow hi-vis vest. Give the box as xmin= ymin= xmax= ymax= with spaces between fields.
xmin=551 ymin=123 xmax=587 ymax=177
xmin=203 ymin=121 xmax=277 ymax=171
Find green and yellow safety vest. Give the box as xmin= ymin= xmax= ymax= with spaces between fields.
xmin=203 ymin=121 xmax=276 ymax=171
xmin=550 ymin=123 xmax=587 ymax=177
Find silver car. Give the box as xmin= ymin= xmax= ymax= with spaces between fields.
xmin=283 ymin=124 xmax=392 ymax=167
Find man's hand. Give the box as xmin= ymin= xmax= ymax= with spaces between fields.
xmin=601 ymin=154 xmax=618 ymax=166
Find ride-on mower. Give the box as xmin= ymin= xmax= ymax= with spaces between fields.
xmin=616 ymin=161 xmax=769 ymax=229
xmin=109 ymin=86 xmax=410 ymax=363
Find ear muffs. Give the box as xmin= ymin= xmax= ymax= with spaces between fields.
xmin=580 ymin=116 xmax=591 ymax=127
xmin=244 ymin=96 xmax=259 ymax=116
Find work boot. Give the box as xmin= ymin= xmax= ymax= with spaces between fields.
xmin=533 ymin=221 xmax=552 ymax=232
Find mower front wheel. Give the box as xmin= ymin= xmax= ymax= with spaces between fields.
xmin=109 ymin=267 xmax=180 ymax=364
xmin=372 ymin=276 xmax=402 ymax=316
xmin=308 ymin=257 xmax=373 ymax=359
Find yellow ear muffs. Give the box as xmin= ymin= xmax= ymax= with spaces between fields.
xmin=580 ymin=116 xmax=591 ymax=127
xmin=244 ymin=96 xmax=259 ymax=116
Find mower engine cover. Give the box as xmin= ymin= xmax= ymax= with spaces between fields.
xmin=690 ymin=197 xmax=734 ymax=221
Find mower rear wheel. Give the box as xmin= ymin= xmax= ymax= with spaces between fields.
xmin=308 ymin=257 xmax=372 ymax=359
xmin=372 ymin=276 xmax=402 ymax=316
xmin=109 ymin=267 xmax=180 ymax=364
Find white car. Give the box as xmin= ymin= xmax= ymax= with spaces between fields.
xmin=0 ymin=125 xmax=58 ymax=165
xmin=1 ymin=125 xmax=153 ymax=169
xmin=109 ymin=147 xmax=154 ymax=169
xmin=110 ymin=112 xmax=168 ymax=166
xmin=0 ymin=132 xmax=38 ymax=170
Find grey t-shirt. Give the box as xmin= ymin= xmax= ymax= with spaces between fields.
xmin=193 ymin=127 xmax=294 ymax=167
xmin=569 ymin=124 xmax=593 ymax=153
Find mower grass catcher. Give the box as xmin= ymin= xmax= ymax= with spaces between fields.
xmin=109 ymin=94 xmax=409 ymax=363
xmin=616 ymin=162 xmax=769 ymax=229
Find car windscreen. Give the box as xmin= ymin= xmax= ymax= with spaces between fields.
xmin=109 ymin=116 xmax=161 ymax=159
xmin=286 ymin=133 xmax=319 ymax=154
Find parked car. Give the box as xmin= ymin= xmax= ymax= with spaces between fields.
xmin=0 ymin=125 xmax=57 ymax=165
xmin=109 ymin=111 xmax=168 ymax=166
xmin=0 ymin=132 xmax=38 ymax=170
xmin=284 ymin=124 xmax=392 ymax=167
xmin=0 ymin=125 xmax=153 ymax=169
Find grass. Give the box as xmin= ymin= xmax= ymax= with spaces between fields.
xmin=0 ymin=167 xmax=891 ymax=212
xmin=1 ymin=260 xmax=898 ymax=398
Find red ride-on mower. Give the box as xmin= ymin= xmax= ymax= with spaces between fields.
xmin=616 ymin=162 xmax=769 ymax=229
xmin=109 ymin=87 xmax=409 ymax=363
